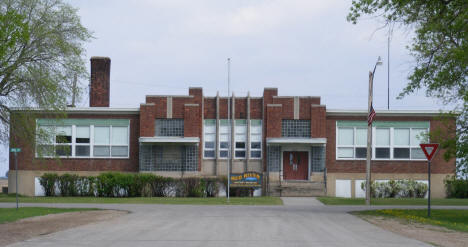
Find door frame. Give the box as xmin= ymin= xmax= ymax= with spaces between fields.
xmin=281 ymin=146 xmax=311 ymax=181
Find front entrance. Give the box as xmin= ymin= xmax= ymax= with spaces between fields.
xmin=283 ymin=151 xmax=308 ymax=180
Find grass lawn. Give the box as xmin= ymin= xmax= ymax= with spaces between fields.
xmin=0 ymin=207 xmax=98 ymax=224
xmin=353 ymin=209 xmax=468 ymax=233
xmin=0 ymin=194 xmax=283 ymax=205
xmin=317 ymin=197 xmax=468 ymax=206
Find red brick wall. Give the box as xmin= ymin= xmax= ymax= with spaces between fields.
xmin=184 ymin=105 xmax=200 ymax=137
xmin=140 ymin=104 xmax=155 ymax=137
xmin=10 ymin=113 xmax=140 ymax=172
xmin=89 ymin=57 xmax=110 ymax=107
xmin=266 ymin=105 xmax=282 ymax=138
xmin=145 ymin=97 xmax=167 ymax=118
xmin=326 ymin=115 xmax=456 ymax=174
xmin=299 ymin=97 xmax=321 ymax=119
xmin=250 ymin=98 xmax=263 ymax=119
xmin=310 ymin=105 xmax=326 ymax=138
xmin=235 ymin=98 xmax=247 ymax=119
xmin=204 ymin=98 xmax=216 ymax=119
xmin=218 ymin=98 xmax=229 ymax=119
xmin=272 ymin=97 xmax=294 ymax=119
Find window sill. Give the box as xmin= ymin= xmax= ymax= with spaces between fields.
xmin=35 ymin=156 xmax=130 ymax=160
xmin=336 ymin=158 xmax=427 ymax=162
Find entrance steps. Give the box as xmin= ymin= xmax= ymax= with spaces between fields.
xmin=268 ymin=180 xmax=326 ymax=197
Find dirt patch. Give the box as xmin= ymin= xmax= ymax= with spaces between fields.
xmin=0 ymin=209 xmax=127 ymax=246
xmin=358 ymin=215 xmax=468 ymax=247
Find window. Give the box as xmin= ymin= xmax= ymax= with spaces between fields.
xmin=336 ymin=121 xmax=429 ymax=160
xmin=250 ymin=120 xmax=262 ymax=158
xmin=336 ymin=127 xmax=367 ymax=159
xmin=375 ymin=128 xmax=390 ymax=159
xmin=36 ymin=119 xmax=130 ymax=158
xmin=75 ymin=126 xmax=90 ymax=157
xmin=234 ymin=120 xmax=247 ymax=158
xmin=219 ymin=120 xmax=231 ymax=158
xmin=282 ymin=119 xmax=310 ymax=137
xmin=155 ymin=119 xmax=184 ymax=136
xmin=203 ymin=119 xmax=216 ymax=158
xmin=410 ymin=128 xmax=428 ymax=159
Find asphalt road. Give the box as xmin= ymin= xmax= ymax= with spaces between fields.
xmin=1 ymin=198 xmax=449 ymax=247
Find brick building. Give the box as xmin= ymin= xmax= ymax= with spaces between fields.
xmin=8 ymin=57 xmax=456 ymax=197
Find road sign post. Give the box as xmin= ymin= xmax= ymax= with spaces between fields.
xmin=419 ymin=143 xmax=439 ymax=218
xmin=10 ymin=148 xmax=21 ymax=210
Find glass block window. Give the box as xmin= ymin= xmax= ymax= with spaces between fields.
xmin=155 ymin=119 xmax=184 ymax=137
xmin=250 ymin=120 xmax=262 ymax=159
xmin=139 ymin=144 xmax=198 ymax=171
xmin=203 ymin=119 xmax=216 ymax=158
xmin=235 ymin=120 xmax=247 ymax=158
xmin=219 ymin=119 xmax=231 ymax=158
xmin=281 ymin=120 xmax=310 ymax=137
xmin=267 ymin=146 xmax=281 ymax=172
xmin=36 ymin=120 xmax=130 ymax=158
xmin=311 ymin=146 xmax=325 ymax=172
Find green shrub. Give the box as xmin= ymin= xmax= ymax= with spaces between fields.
xmin=39 ymin=173 xmax=58 ymax=196
xmin=204 ymin=178 xmax=219 ymax=197
xmin=362 ymin=179 xmax=427 ymax=198
xmin=445 ymin=176 xmax=468 ymax=198
xmin=39 ymin=172 xmax=226 ymax=198
xmin=77 ymin=176 xmax=96 ymax=196
xmin=57 ymin=174 xmax=79 ymax=196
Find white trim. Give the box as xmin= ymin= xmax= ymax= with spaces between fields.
xmin=266 ymin=138 xmax=326 ymax=145
xmin=327 ymin=109 xmax=451 ymax=117
xmin=139 ymin=136 xmax=199 ymax=144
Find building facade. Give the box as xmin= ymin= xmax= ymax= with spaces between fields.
xmin=8 ymin=57 xmax=456 ymax=197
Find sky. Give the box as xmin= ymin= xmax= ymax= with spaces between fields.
xmin=0 ymin=0 xmax=452 ymax=177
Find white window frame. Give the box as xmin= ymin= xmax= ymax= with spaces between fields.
xmin=234 ymin=120 xmax=247 ymax=159
xmin=36 ymin=124 xmax=130 ymax=159
xmin=218 ymin=120 xmax=231 ymax=159
xmin=203 ymin=119 xmax=216 ymax=159
xmin=336 ymin=125 xmax=429 ymax=161
xmin=249 ymin=120 xmax=262 ymax=159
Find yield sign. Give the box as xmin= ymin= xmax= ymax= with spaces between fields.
xmin=420 ymin=144 xmax=439 ymax=161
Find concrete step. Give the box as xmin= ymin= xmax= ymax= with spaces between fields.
xmin=268 ymin=181 xmax=326 ymax=197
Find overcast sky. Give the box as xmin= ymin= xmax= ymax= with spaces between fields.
xmin=1 ymin=0 xmax=451 ymax=177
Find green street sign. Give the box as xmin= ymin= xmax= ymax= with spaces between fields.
xmin=10 ymin=148 xmax=21 ymax=153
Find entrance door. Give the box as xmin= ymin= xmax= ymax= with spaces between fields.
xmin=283 ymin=151 xmax=308 ymax=180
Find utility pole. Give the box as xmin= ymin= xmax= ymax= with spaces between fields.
xmin=366 ymin=57 xmax=382 ymax=206
xmin=227 ymin=58 xmax=231 ymax=203
xmin=365 ymin=71 xmax=373 ymax=206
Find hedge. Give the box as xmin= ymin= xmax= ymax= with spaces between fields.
xmin=361 ymin=179 xmax=428 ymax=198
xmin=445 ymin=176 xmax=468 ymax=198
xmin=39 ymin=172 xmax=222 ymax=198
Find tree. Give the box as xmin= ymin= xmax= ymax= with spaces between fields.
xmin=0 ymin=0 xmax=91 ymax=146
xmin=348 ymin=0 xmax=468 ymax=177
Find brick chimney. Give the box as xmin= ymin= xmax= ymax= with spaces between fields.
xmin=89 ymin=57 xmax=110 ymax=107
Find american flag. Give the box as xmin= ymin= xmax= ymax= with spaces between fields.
xmin=368 ymin=103 xmax=376 ymax=126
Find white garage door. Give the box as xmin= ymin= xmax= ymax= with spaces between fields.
xmin=34 ymin=177 xmax=45 ymax=196
xmin=335 ymin=180 xmax=351 ymax=198
xmin=355 ymin=180 xmax=365 ymax=198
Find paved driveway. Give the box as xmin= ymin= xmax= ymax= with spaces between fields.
xmin=1 ymin=198 xmax=433 ymax=247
